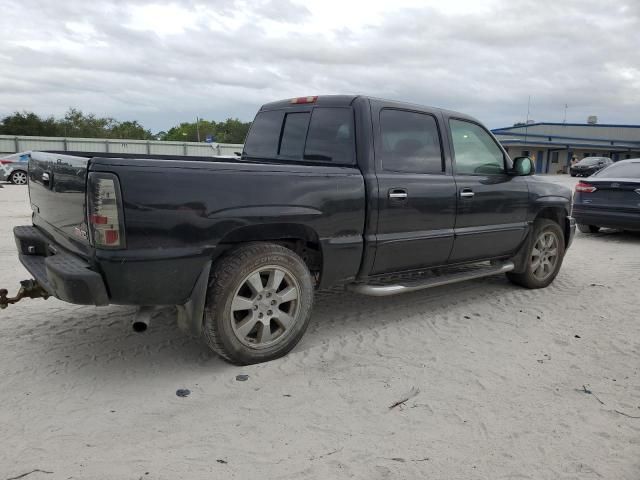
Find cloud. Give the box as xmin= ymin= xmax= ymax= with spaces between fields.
xmin=0 ymin=0 xmax=639 ymax=131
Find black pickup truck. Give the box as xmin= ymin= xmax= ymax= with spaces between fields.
xmin=6 ymin=95 xmax=575 ymax=364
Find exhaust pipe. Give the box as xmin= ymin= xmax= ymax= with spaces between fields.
xmin=132 ymin=319 xmax=149 ymax=333
xmin=132 ymin=306 xmax=157 ymax=333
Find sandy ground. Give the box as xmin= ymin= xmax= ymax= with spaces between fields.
xmin=1 ymin=177 xmax=639 ymax=480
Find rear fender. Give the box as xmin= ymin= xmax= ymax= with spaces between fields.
xmin=218 ymin=223 xmax=324 ymax=281
xmin=217 ymin=223 xmax=362 ymax=289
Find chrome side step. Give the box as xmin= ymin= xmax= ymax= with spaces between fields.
xmin=347 ymin=261 xmax=514 ymax=297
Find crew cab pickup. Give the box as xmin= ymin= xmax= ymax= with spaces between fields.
xmin=7 ymin=95 xmax=576 ymax=364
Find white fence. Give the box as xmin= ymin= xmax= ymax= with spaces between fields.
xmin=0 ymin=135 xmax=244 ymax=157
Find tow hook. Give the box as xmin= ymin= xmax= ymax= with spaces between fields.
xmin=0 ymin=280 xmax=50 ymax=309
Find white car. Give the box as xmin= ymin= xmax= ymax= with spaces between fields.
xmin=0 ymin=151 xmax=31 ymax=185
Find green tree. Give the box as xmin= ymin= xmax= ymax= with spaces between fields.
xmin=0 ymin=111 xmax=59 ymax=136
xmin=109 ymin=121 xmax=153 ymax=140
xmin=162 ymin=122 xmax=201 ymax=142
xmin=59 ymin=108 xmax=111 ymax=138
xmin=160 ymin=118 xmax=250 ymax=143
xmin=214 ymin=118 xmax=251 ymax=144
xmin=0 ymin=110 xmax=251 ymax=143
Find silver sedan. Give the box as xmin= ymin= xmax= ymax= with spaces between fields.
xmin=0 ymin=151 xmax=31 ymax=185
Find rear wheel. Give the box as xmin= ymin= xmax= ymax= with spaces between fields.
xmin=9 ymin=170 xmax=27 ymax=185
xmin=577 ymin=224 xmax=599 ymax=233
xmin=507 ymin=219 xmax=565 ymax=289
xmin=202 ymin=243 xmax=314 ymax=365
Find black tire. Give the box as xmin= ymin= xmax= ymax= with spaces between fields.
xmin=577 ymin=224 xmax=599 ymax=233
xmin=9 ymin=170 xmax=28 ymax=185
xmin=506 ymin=219 xmax=566 ymax=289
xmin=570 ymin=173 xmax=576 ymax=177
xmin=202 ymin=243 xmax=314 ymax=365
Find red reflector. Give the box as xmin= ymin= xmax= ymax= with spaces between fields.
xmin=290 ymin=96 xmax=318 ymax=104
xmin=575 ymin=182 xmax=597 ymax=193
xmin=104 ymin=230 xmax=119 ymax=244
xmin=90 ymin=214 xmax=109 ymax=224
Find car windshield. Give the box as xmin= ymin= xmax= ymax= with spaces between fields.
xmin=577 ymin=157 xmax=606 ymax=166
xmin=595 ymin=161 xmax=640 ymax=178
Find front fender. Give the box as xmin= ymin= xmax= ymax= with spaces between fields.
xmin=531 ymin=195 xmax=571 ymax=216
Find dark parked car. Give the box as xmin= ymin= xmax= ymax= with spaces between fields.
xmin=573 ymin=158 xmax=640 ymax=233
xmin=4 ymin=95 xmax=575 ymax=364
xmin=570 ymin=156 xmax=612 ymax=177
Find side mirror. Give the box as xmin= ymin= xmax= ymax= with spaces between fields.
xmin=512 ymin=156 xmax=534 ymax=176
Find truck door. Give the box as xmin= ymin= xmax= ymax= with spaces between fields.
xmin=371 ymin=106 xmax=457 ymax=274
xmin=446 ymin=117 xmax=530 ymax=263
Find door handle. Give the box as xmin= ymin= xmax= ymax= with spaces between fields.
xmin=388 ymin=189 xmax=408 ymax=200
xmin=460 ymin=188 xmax=475 ymax=198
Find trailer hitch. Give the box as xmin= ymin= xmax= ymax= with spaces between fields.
xmin=0 ymin=280 xmax=50 ymax=309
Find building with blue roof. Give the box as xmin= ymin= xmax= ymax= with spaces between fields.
xmin=492 ymin=121 xmax=640 ymax=174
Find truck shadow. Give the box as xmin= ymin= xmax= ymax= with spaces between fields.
xmin=20 ymin=274 xmax=528 ymax=379
xmin=21 ymin=226 xmax=634 ymax=378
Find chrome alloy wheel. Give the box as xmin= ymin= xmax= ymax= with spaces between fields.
xmin=11 ymin=171 xmax=27 ymax=185
xmin=531 ymin=231 xmax=559 ymax=281
xmin=230 ymin=265 xmax=301 ymax=349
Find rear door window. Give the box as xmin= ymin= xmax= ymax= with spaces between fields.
xmin=379 ymin=109 xmax=444 ymax=174
xmin=304 ymin=108 xmax=355 ymax=164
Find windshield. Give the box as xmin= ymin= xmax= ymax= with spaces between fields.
xmin=595 ymin=161 xmax=640 ymax=178
xmin=577 ymin=157 xmax=607 ymax=166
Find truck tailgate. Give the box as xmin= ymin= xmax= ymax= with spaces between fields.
xmin=29 ymin=151 xmax=93 ymax=257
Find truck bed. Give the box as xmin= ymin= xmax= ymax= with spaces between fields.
xmin=27 ymin=150 xmax=367 ymax=304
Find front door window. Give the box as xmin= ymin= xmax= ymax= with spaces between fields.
xmin=450 ymin=119 xmax=505 ymax=175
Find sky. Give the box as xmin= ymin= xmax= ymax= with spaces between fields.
xmin=1 ymin=0 xmax=639 ymax=132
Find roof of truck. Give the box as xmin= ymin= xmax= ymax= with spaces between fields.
xmin=259 ymin=95 xmax=359 ymax=109
xmin=259 ymin=95 xmax=479 ymax=123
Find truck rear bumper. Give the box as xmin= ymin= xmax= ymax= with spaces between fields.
xmin=14 ymin=225 xmax=109 ymax=305
xmin=14 ymin=225 xmax=210 ymax=306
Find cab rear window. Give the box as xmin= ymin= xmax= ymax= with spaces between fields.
xmin=243 ymin=110 xmax=282 ymax=158
xmin=243 ymin=107 xmax=355 ymax=165
xmin=304 ymin=108 xmax=354 ymax=163
xmin=279 ymin=112 xmax=310 ymax=158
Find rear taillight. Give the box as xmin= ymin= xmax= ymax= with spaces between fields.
xmin=575 ymin=182 xmax=597 ymax=193
xmin=87 ymin=172 xmax=125 ymax=249
xmin=0 ymin=160 xmax=13 ymax=165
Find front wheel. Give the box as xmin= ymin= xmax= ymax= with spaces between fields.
xmin=202 ymin=243 xmax=314 ymax=365
xmin=577 ymin=224 xmax=599 ymax=233
xmin=9 ymin=170 xmax=27 ymax=185
xmin=507 ymin=219 xmax=566 ymax=289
